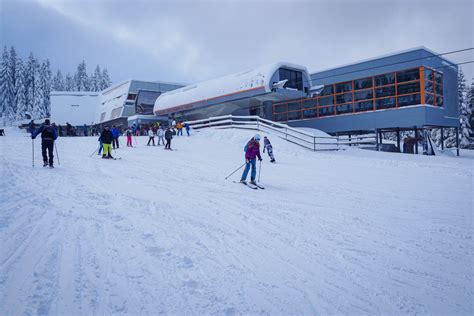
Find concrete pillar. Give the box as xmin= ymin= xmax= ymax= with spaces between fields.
xmin=456 ymin=127 xmax=460 ymax=156
xmin=414 ymin=127 xmax=419 ymax=154
xmin=396 ymin=128 xmax=400 ymax=151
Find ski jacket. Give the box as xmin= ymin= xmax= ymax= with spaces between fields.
xmin=165 ymin=130 xmax=173 ymax=140
xmin=245 ymin=139 xmax=261 ymax=160
xmin=148 ymin=130 xmax=154 ymax=137
xmin=264 ymin=138 xmax=272 ymax=150
xmin=32 ymin=124 xmax=58 ymax=141
xmin=185 ymin=124 xmax=190 ymax=131
xmin=158 ymin=129 xmax=165 ymax=137
xmin=100 ymin=130 xmax=113 ymax=144
xmin=126 ymin=129 xmax=132 ymax=136
xmin=111 ymin=128 xmax=119 ymax=138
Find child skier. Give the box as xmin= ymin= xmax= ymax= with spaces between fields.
xmin=240 ymin=134 xmax=262 ymax=185
xmin=263 ymin=136 xmax=276 ymax=163
xmin=31 ymin=119 xmax=58 ymax=168
xmin=126 ymin=127 xmax=133 ymax=147
xmin=100 ymin=126 xmax=114 ymax=159
xmin=164 ymin=127 xmax=173 ymax=150
xmin=147 ymin=127 xmax=155 ymax=146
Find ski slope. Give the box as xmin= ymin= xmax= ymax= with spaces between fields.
xmin=0 ymin=127 xmax=472 ymax=315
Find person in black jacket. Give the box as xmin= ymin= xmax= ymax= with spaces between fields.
xmin=31 ymin=119 xmax=58 ymax=167
xmin=164 ymin=127 xmax=173 ymax=150
xmin=100 ymin=126 xmax=114 ymax=159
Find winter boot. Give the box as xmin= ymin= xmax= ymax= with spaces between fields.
xmin=107 ymin=154 xmax=114 ymax=159
xmin=49 ymin=164 xmax=54 ymax=168
xmin=102 ymin=154 xmax=107 ymax=159
xmin=43 ymin=161 xmax=48 ymax=167
xmin=249 ymin=180 xmax=257 ymax=185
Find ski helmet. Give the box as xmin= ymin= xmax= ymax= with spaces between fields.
xmin=254 ymin=134 xmax=261 ymax=141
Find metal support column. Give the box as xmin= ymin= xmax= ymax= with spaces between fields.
xmin=375 ymin=129 xmax=379 ymax=151
xmin=440 ymin=128 xmax=444 ymax=150
xmin=456 ymin=127 xmax=460 ymax=156
xmin=414 ymin=127 xmax=419 ymax=154
xmin=379 ymin=131 xmax=383 ymax=144
xmin=396 ymin=128 xmax=400 ymax=151
xmin=348 ymin=133 xmax=351 ymax=147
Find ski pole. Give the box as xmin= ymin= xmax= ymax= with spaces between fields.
xmin=225 ymin=162 xmax=246 ymax=180
xmin=258 ymin=160 xmax=262 ymax=182
xmin=32 ymin=138 xmax=35 ymax=168
xmin=55 ymin=142 xmax=60 ymax=166
xmin=89 ymin=145 xmax=99 ymax=157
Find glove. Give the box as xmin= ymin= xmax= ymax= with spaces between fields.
xmin=258 ymin=158 xmax=262 ymax=161
xmin=246 ymin=159 xmax=249 ymax=164
xmin=263 ymin=149 xmax=265 ymax=153
xmin=31 ymin=136 xmax=35 ymax=139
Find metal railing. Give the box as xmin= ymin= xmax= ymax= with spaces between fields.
xmin=185 ymin=115 xmax=340 ymax=151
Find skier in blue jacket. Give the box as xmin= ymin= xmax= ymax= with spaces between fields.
xmin=32 ymin=119 xmax=58 ymax=168
xmin=111 ymin=125 xmax=120 ymax=149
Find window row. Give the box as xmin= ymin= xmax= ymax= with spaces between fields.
xmin=273 ymin=94 xmax=423 ymax=121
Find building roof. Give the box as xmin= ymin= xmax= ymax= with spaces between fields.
xmin=51 ymin=91 xmax=99 ymax=96
xmin=154 ymin=62 xmax=310 ymax=113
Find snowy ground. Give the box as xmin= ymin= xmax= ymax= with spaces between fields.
xmin=0 ymin=126 xmax=472 ymax=315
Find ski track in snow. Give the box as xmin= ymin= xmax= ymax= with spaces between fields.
xmin=0 ymin=128 xmax=473 ymax=315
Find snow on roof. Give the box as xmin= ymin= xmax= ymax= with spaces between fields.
xmin=154 ymin=62 xmax=310 ymax=112
xmin=51 ymin=91 xmax=99 ymax=96
xmin=311 ymin=46 xmax=457 ymax=75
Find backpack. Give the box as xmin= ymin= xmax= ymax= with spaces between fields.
xmin=42 ymin=126 xmax=54 ymax=139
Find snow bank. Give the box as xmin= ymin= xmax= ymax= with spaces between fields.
xmin=0 ymin=127 xmax=472 ymax=314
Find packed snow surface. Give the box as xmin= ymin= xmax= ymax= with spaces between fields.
xmin=0 ymin=127 xmax=472 ymax=315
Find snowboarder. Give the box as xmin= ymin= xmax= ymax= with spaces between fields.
xmin=164 ymin=127 xmax=173 ymax=150
xmin=126 ymin=127 xmax=133 ymax=147
xmin=111 ymin=125 xmax=120 ymax=149
xmin=263 ymin=136 xmax=276 ymax=163
xmin=100 ymin=126 xmax=114 ymax=159
xmin=240 ymin=134 xmax=262 ymax=185
xmin=157 ymin=126 xmax=165 ymax=146
xmin=147 ymin=127 xmax=155 ymax=146
xmin=31 ymin=119 xmax=58 ymax=168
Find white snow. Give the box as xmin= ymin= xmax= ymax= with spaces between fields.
xmin=0 ymin=127 xmax=472 ymax=315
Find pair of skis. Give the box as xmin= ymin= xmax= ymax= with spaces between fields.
xmin=234 ymin=181 xmax=265 ymax=190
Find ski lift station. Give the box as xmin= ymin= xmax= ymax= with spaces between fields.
xmin=50 ymin=46 xmax=460 ymax=153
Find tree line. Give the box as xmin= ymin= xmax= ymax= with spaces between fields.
xmin=0 ymin=46 xmax=112 ymax=123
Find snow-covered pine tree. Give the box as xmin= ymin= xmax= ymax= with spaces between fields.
xmin=75 ymin=60 xmax=89 ymax=91
xmin=52 ymin=70 xmax=65 ymax=91
xmin=8 ymin=47 xmax=19 ymax=117
xmin=24 ymin=53 xmax=38 ymax=117
xmin=461 ymin=79 xmax=474 ymax=148
xmin=40 ymin=59 xmax=52 ymax=117
xmin=65 ymin=73 xmax=74 ymax=91
xmin=0 ymin=47 xmax=14 ymax=124
xmin=100 ymin=68 xmax=111 ymax=90
xmin=90 ymin=65 xmax=102 ymax=91
xmin=32 ymin=58 xmax=45 ymax=120
xmin=14 ymin=59 xmax=26 ymax=121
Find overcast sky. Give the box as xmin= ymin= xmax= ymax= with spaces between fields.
xmin=1 ymin=0 xmax=473 ymax=85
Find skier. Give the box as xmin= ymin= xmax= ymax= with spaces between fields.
xmin=97 ymin=134 xmax=104 ymax=155
xmin=164 ymin=127 xmax=173 ymax=150
xmin=111 ymin=125 xmax=120 ymax=149
xmin=157 ymin=126 xmax=165 ymax=146
xmin=185 ymin=122 xmax=190 ymax=136
xmin=31 ymin=119 xmax=58 ymax=168
xmin=240 ymin=134 xmax=262 ymax=185
xmin=176 ymin=122 xmax=183 ymax=136
xmin=147 ymin=127 xmax=155 ymax=146
xmin=263 ymin=136 xmax=276 ymax=163
xmin=126 ymin=127 xmax=133 ymax=147
xmin=100 ymin=126 xmax=114 ymax=159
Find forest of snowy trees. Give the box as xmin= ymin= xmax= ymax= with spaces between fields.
xmin=0 ymin=46 xmax=112 ymax=123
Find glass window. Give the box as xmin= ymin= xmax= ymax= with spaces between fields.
xmin=354 ymin=100 xmax=374 ymax=112
xmin=397 ymin=82 xmax=420 ymax=95
xmin=354 ymin=78 xmax=373 ymax=90
xmin=274 ymin=113 xmax=287 ymax=121
xmin=336 ymin=92 xmax=353 ymax=104
xmin=320 ymin=85 xmax=334 ymax=96
xmin=279 ymin=68 xmax=303 ymax=90
xmin=354 ymin=89 xmax=373 ymax=101
xmin=425 ymin=81 xmax=434 ymax=93
xmin=318 ymin=106 xmax=334 ymax=117
xmin=375 ymin=86 xmax=395 ymax=98
xmin=336 ymin=82 xmax=352 ymax=93
xmin=288 ymin=111 xmax=301 ymax=120
xmin=425 ymin=93 xmax=435 ymax=105
xmin=424 ymin=68 xmax=434 ymax=81
xmin=274 ymin=103 xmax=287 ymax=113
xmin=319 ymin=96 xmax=334 ymax=106
xmin=436 ymin=96 xmax=444 ymax=107
xmin=397 ymin=94 xmax=420 ymax=107
xmin=288 ymin=102 xmax=301 ymax=111
xmin=435 ymin=83 xmax=443 ymax=95
xmin=135 ymin=90 xmax=162 ymax=115
xmin=374 ymin=73 xmax=395 ymax=86
xmin=100 ymin=112 xmax=106 ymax=122
xmin=303 ymin=99 xmax=317 ymax=108
xmin=435 ymin=72 xmax=443 ymax=85
xmin=127 ymin=93 xmax=137 ymax=100
xmin=303 ymin=109 xmax=317 ymax=118
xmin=336 ymin=103 xmax=353 ymax=115
xmin=375 ymin=97 xmax=396 ymax=109
xmin=396 ymin=68 xmax=420 ymax=83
